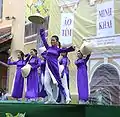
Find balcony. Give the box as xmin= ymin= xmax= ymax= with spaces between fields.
xmin=84 ymin=34 xmax=120 ymax=54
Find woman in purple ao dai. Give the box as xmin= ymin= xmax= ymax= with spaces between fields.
xmin=75 ymin=50 xmax=91 ymax=104
xmin=7 ymin=50 xmax=26 ymax=100
xmin=25 ymin=49 xmax=41 ymax=101
xmin=58 ymin=52 xmax=71 ymax=104
xmin=40 ymin=29 xmax=75 ymax=104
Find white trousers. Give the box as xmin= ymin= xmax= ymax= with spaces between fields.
xmin=61 ymin=74 xmax=71 ymax=102
xmin=44 ymin=65 xmax=59 ymax=102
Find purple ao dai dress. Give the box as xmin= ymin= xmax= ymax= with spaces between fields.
xmin=75 ymin=54 xmax=90 ymax=101
xmin=40 ymin=29 xmax=75 ymax=98
xmin=7 ymin=59 xmax=26 ymax=98
xmin=25 ymin=55 xmax=41 ymax=99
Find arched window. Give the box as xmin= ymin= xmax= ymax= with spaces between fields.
xmin=90 ymin=64 xmax=120 ymax=105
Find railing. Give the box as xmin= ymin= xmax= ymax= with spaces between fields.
xmin=83 ymin=34 xmax=120 ymax=54
xmin=83 ymin=34 xmax=120 ymax=48
xmin=24 ymin=23 xmax=38 ymax=37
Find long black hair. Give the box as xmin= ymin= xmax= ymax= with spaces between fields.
xmin=31 ymin=49 xmax=38 ymax=56
xmin=18 ymin=50 xmax=24 ymax=60
xmin=52 ymin=35 xmax=59 ymax=42
xmin=52 ymin=35 xmax=61 ymax=48
xmin=30 ymin=49 xmax=38 ymax=63
xmin=77 ymin=50 xmax=83 ymax=57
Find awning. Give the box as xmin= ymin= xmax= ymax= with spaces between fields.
xmin=0 ymin=37 xmax=12 ymax=44
xmin=0 ymin=26 xmax=12 ymax=52
xmin=0 ymin=26 xmax=11 ymax=36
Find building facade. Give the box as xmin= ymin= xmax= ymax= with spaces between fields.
xmin=0 ymin=0 xmax=25 ymax=93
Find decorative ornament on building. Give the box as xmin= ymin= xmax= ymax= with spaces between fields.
xmin=89 ymin=0 xmax=104 ymax=6
xmin=56 ymin=0 xmax=80 ymax=13
xmin=5 ymin=16 xmax=16 ymax=20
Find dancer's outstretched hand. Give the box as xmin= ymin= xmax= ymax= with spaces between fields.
xmin=40 ymin=29 xmax=45 ymax=36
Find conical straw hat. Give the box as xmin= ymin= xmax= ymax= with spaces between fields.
xmin=21 ymin=64 xmax=32 ymax=78
xmin=28 ymin=13 xmax=45 ymax=24
xmin=80 ymin=41 xmax=92 ymax=56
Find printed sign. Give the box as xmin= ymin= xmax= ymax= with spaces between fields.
xmin=60 ymin=13 xmax=74 ymax=47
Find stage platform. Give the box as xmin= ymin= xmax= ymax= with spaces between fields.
xmin=0 ymin=101 xmax=120 ymax=117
